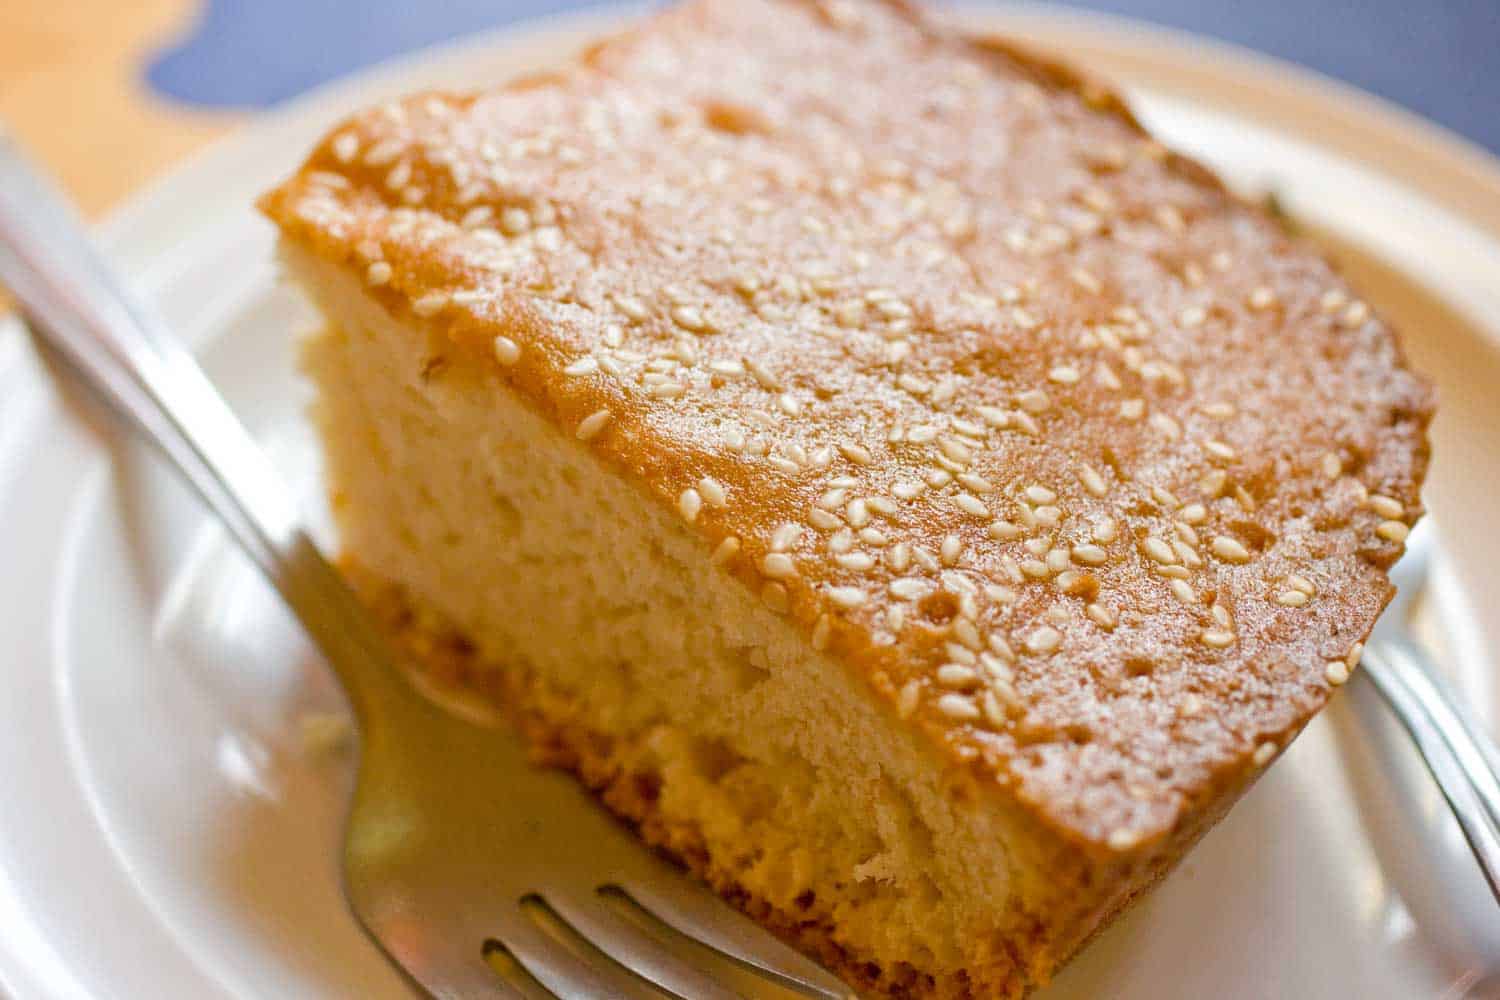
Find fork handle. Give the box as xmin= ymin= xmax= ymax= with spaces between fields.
xmin=0 ymin=128 xmax=406 ymax=723
xmin=1361 ymin=636 xmax=1500 ymax=905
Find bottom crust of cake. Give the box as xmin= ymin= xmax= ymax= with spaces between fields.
xmin=350 ymin=562 xmax=1033 ymax=999
xmin=349 ymin=561 xmax=1234 ymax=999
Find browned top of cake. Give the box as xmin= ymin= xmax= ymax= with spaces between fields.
xmin=261 ymin=0 xmax=1433 ymax=854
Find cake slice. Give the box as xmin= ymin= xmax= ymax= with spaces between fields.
xmin=261 ymin=1 xmax=1433 ymax=995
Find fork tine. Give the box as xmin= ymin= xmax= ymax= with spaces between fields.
xmin=616 ymin=878 xmax=851 ymax=999
xmin=545 ymin=889 xmax=744 ymax=1000
xmin=497 ymin=905 xmax=665 ymax=999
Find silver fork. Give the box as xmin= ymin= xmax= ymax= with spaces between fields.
xmin=1359 ymin=522 xmax=1500 ymax=905
xmin=0 ymin=133 xmax=851 ymax=998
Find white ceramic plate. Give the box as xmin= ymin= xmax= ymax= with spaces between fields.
xmin=3 ymin=5 xmax=1500 ymax=997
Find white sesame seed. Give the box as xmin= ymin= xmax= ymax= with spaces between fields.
xmin=1142 ymin=538 xmax=1177 ymax=565
xmin=1325 ymin=661 xmax=1350 ymax=686
xmin=1346 ymin=642 xmax=1364 ymax=668
xmin=1253 ymin=742 xmax=1278 ymax=767
xmin=935 ymin=693 xmax=981 ymax=721
xmin=835 ymin=552 xmax=875 ymax=572
xmin=614 ymin=294 xmax=649 ymax=322
xmin=711 ymin=536 xmax=740 ymax=566
xmin=1369 ymin=495 xmax=1406 ymax=519
xmin=746 ymin=358 xmax=782 ymax=392
xmin=1321 ymin=452 xmax=1343 ymax=479
xmin=1086 ymin=603 xmax=1117 ymax=629
xmin=1178 ymin=504 xmax=1207 ymax=526
xmin=1247 ymin=286 xmax=1278 ymax=310
xmin=838 ymin=442 xmax=874 ymax=466
xmin=1092 ymin=517 xmax=1118 ymax=544
xmin=1026 ymin=627 xmax=1062 ymax=655
xmin=1200 ymin=629 xmax=1235 ymax=648
xmin=365 ymin=261 xmax=393 ymax=286
xmin=1203 ymin=439 xmax=1237 ymax=462
xmin=670 ymin=305 xmax=707 ymax=332
xmin=576 ymin=409 xmax=611 ymax=441
xmin=988 ymin=520 xmax=1022 ymax=541
xmin=940 ymin=533 xmax=963 ymax=566
xmin=648 ymin=380 xmax=686 ymax=399
xmin=771 ymin=522 xmax=803 ymax=552
xmin=1017 ymin=389 xmax=1050 ymax=414
xmin=385 ymin=161 xmax=412 ymax=190
xmin=412 ymin=292 xmax=449 ymax=316
xmin=954 ymin=493 xmax=991 ymax=519
xmin=762 ymin=553 xmax=797 ymax=579
xmin=678 ymin=489 xmax=703 ymax=523
xmin=564 ymin=357 xmax=599 ymax=377
xmin=939 ymin=437 xmax=973 ymax=465
xmin=1340 ymin=301 xmax=1371 ymax=327
xmin=1024 ymin=485 xmax=1057 ymax=505
xmin=897 ymin=680 xmax=922 ymax=719
xmin=976 ymin=405 xmax=1011 ymax=428
xmin=1273 ymin=589 xmax=1308 ymax=607
xmin=1158 ymin=564 xmax=1190 ymax=580
xmin=331 ymin=132 xmax=360 ymax=163
xmin=889 ymin=578 xmax=927 ymax=601
xmin=1211 ymin=536 xmax=1251 ymax=564
xmin=827 ymin=586 xmax=867 ymax=610
xmin=846 ymin=498 xmax=871 ymax=528
xmin=1049 ymin=365 xmax=1081 ymax=385
xmin=937 ymin=664 xmax=980 ymax=688
xmin=1288 ymin=575 xmax=1316 ymax=595
xmin=1071 ymin=544 xmax=1108 ymax=566
xmin=698 ymin=477 xmax=728 ymax=508
xmin=1078 ymin=464 xmax=1109 ymax=498
xmin=958 ymin=473 xmax=995 ymax=494
xmin=808 ymin=508 xmax=841 ymax=531
xmin=1377 ymin=520 xmax=1410 ymax=543
xmin=1169 ymin=579 xmax=1196 ymax=604
xmin=493 ymin=336 xmax=522 ymax=366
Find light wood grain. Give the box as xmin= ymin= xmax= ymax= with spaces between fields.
xmin=0 ymin=0 xmax=242 ymax=216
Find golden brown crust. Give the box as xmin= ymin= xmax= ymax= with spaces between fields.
xmin=261 ymin=0 xmax=1433 ymax=853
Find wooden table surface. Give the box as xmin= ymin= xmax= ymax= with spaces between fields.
xmin=1 ymin=0 xmax=236 ymax=217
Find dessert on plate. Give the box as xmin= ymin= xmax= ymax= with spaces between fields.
xmin=261 ymin=0 xmax=1433 ymax=995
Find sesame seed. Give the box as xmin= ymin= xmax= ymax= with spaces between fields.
xmin=839 ymin=442 xmax=874 ymax=466
xmin=1203 ymin=402 xmax=1236 ymax=420
xmin=1107 ymin=828 xmax=1142 ymax=851
xmin=1178 ymin=504 xmax=1207 ymax=525
xmin=1026 ymin=627 xmax=1062 ymax=655
xmin=958 ymin=473 xmax=995 ymax=494
xmin=1071 ymin=544 xmax=1108 ymax=566
xmin=1120 ymin=398 xmax=1145 ymax=420
xmin=1024 ymin=485 xmax=1057 ymax=505
xmin=1211 ymin=536 xmax=1251 ymax=564
xmin=1321 ymin=452 xmax=1343 ymax=479
xmin=493 ymin=336 xmax=522 ymax=366
xmin=678 ymin=489 xmax=703 ymax=523
xmin=954 ymin=493 xmax=991 ymax=519
xmin=576 ymin=409 xmax=611 ymax=441
xmin=1288 ymin=575 xmax=1316 ymax=595
xmin=699 ymin=477 xmax=728 ymax=508
xmin=1020 ymin=559 xmax=1051 ymax=579
xmin=498 ymin=206 xmax=532 ymax=236
xmin=988 ymin=520 xmax=1023 ymax=541
xmin=889 ymin=577 xmax=928 ymax=601
xmin=1247 ymin=286 xmax=1278 ymax=310
xmin=746 ymin=358 xmax=782 ymax=392
xmin=1142 ymin=538 xmax=1177 ymax=565
xmin=1340 ymin=301 xmax=1371 ymax=327
xmin=711 ymin=536 xmax=741 ymax=566
xmin=937 ymin=664 xmax=980 ymax=688
xmin=1158 ymin=564 xmax=1190 ymax=580
xmin=647 ymin=380 xmax=686 ymax=399
xmin=1170 ymin=579 xmax=1196 ymax=604
xmin=1085 ymin=602 xmax=1117 ymax=629
xmin=1369 ymin=495 xmax=1406 ymax=519
xmin=365 ymin=261 xmax=393 ymax=286
xmin=385 ymin=161 xmax=412 ymax=190
xmin=564 ymin=357 xmax=599 ymax=377
xmin=1078 ymin=464 xmax=1109 ymax=498
xmin=1017 ymin=389 xmax=1051 ymax=414
xmin=846 ymin=498 xmax=871 ymax=528
xmin=940 ymin=533 xmax=963 ymax=566
xmin=1346 ymin=642 xmax=1364 ymax=668
xmin=808 ymin=508 xmax=841 ymax=531
xmin=1253 ymin=742 xmax=1277 ymax=767
xmin=614 ymin=294 xmax=650 ymax=322
xmin=1325 ymin=661 xmax=1350 ymax=686
xmin=762 ymin=552 xmax=797 ymax=579
xmin=835 ymin=552 xmax=876 ymax=572
xmin=935 ymin=693 xmax=981 ymax=721
xmin=827 ymin=586 xmax=867 ymax=610
xmin=1179 ymin=305 xmax=1207 ymax=328
xmin=1203 ymin=439 xmax=1237 ymax=462
xmin=1211 ymin=603 xmax=1233 ymax=628
xmin=412 ymin=292 xmax=449 ymax=316
xmin=1200 ymin=629 xmax=1235 ymax=648
xmin=1273 ymin=590 xmax=1308 ymax=607
xmin=771 ymin=523 xmax=803 ymax=552
xmin=976 ymin=405 xmax=1010 ymax=428
xmin=1376 ymin=520 xmax=1410 ymax=543
xmin=331 ymin=132 xmax=360 ymax=163
xmin=1092 ymin=517 xmax=1118 ymax=543
xmin=1049 ymin=365 xmax=1081 ymax=385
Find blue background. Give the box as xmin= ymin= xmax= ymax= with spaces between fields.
xmin=146 ymin=1 xmax=1500 ymax=155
